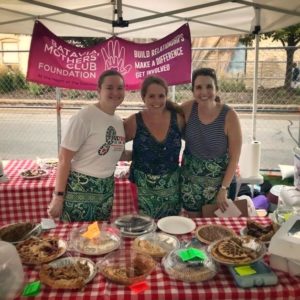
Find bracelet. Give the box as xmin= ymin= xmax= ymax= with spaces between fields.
xmin=53 ymin=191 xmax=65 ymax=196
xmin=220 ymin=185 xmax=229 ymax=191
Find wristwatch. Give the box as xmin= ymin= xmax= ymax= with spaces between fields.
xmin=53 ymin=191 xmax=65 ymax=196
xmin=220 ymin=185 xmax=229 ymax=191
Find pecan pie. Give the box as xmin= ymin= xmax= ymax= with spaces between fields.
xmin=196 ymin=224 xmax=236 ymax=244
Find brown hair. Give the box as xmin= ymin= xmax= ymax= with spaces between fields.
xmin=97 ymin=69 xmax=124 ymax=87
xmin=191 ymin=68 xmax=220 ymax=102
xmin=141 ymin=76 xmax=184 ymax=114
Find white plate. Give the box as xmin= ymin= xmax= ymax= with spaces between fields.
xmin=20 ymin=169 xmax=48 ymax=179
xmin=47 ymin=257 xmax=97 ymax=284
xmin=157 ymin=216 xmax=196 ymax=235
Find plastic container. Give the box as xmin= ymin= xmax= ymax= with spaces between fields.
xmin=162 ymin=247 xmax=217 ymax=282
xmin=0 ymin=241 xmax=25 ymax=299
xmin=69 ymin=223 xmax=121 ymax=256
xmin=132 ymin=232 xmax=180 ymax=260
xmin=228 ymin=260 xmax=278 ymax=288
xmin=97 ymin=249 xmax=157 ymax=285
xmin=114 ymin=214 xmax=156 ymax=237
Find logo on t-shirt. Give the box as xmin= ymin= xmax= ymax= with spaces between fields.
xmin=98 ymin=126 xmax=124 ymax=156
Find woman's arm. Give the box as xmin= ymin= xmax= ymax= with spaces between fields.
xmin=216 ymin=109 xmax=242 ymax=211
xmin=48 ymin=147 xmax=75 ymax=219
xmin=123 ymin=114 xmax=137 ymax=142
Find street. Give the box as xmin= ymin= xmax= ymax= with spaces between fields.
xmin=0 ymin=108 xmax=299 ymax=170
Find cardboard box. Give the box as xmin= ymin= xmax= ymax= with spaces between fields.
xmin=268 ymin=215 xmax=300 ymax=261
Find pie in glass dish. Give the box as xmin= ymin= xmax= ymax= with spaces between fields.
xmin=39 ymin=257 xmax=96 ymax=289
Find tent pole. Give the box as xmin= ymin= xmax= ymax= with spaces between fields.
xmin=55 ymin=87 xmax=61 ymax=154
xmin=252 ymin=8 xmax=260 ymax=141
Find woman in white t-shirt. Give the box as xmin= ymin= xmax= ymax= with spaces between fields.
xmin=48 ymin=70 xmax=126 ymax=221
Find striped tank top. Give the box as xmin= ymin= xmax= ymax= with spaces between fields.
xmin=184 ymin=102 xmax=230 ymax=160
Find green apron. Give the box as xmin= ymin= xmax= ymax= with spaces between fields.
xmin=133 ymin=168 xmax=181 ymax=219
xmin=181 ymin=153 xmax=229 ymax=212
xmin=61 ymin=170 xmax=114 ymax=222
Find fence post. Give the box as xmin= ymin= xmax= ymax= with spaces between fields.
xmin=55 ymin=87 xmax=61 ymax=154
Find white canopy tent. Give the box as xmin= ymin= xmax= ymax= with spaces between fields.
xmin=0 ymin=0 xmax=300 ymax=142
xmin=0 ymin=0 xmax=299 ymax=38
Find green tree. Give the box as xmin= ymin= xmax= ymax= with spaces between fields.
xmin=239 ymin=23 xmax=300 ymax=88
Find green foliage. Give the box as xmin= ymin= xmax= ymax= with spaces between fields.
xmin=239 ymin=23 xmax=300 ymax=47
xmin=85 ymin=91 xmax=97 ymax=100
xmin=0 ymin=71 xmax=15 ymax=93
xmin=66 ymin=89 xmax=81 ymax=99
xmin=219 ymin=77 xmax=246 ymax=92
xmin=28 ymin=83 xmax=47 ymax=96
xmin=0 ymin=67 xmax=28 ymax=93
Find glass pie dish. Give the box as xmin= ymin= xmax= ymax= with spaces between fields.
xmin=132 ymin=232 xmax=180 ymax=260
xmin=97 ymin=249 xmax=157 ymax=286
xmin=114 ymin=214 xmax=156 ymax=237
xmin=69 ymin=224 xmax=121 ymax=256
xmin=0 ymin=222 xmax=42 ymax=245
xmin=162 ymin=247 xmax=217 ymax=282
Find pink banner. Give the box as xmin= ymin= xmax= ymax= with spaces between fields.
xmin=27 ymin=21 xmax=191 ymax=91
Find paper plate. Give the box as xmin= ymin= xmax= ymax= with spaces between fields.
xmin=157 ymin=216 xmax=196 ymax=235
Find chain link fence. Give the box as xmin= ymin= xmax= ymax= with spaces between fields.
xmin=0 ymin=46 xmax=299 ymax=170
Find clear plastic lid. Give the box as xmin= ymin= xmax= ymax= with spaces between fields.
xmin=162 ymin=246 xmax=217 ymax=282
xmin=97 ymin=249 xmax=157 ymax=286
xmin=132 ymin=232 xmax=180 ymax=259
xmin=114 ymin=214 xmax=154 ymax=232
xmin=69 ymin=223 xmax=121 ymax=256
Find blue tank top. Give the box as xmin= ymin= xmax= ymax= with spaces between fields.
xmin=184 ymin=102 xmax=230 ymax=159
xmin=131 ymin=110 xmax=182 ymax=176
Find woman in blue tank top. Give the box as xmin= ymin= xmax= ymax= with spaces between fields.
xmin=124 ymin=76 xmax=185 ymax=218
xmin=181 ymin=68 xmax=242 ymax=216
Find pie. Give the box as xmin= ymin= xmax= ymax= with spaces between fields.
xmin=39 ymin=259 xmax=91 ymax=289
xmin=16 ymin=236 xmax=66 ymax=264
xmin=210 ymin=236 xmax=264 ymax=265
xmin=100 ymin=254 xmax=156 ymax=285
xmin=133 ymin=239 xmax=166 ymax=257
xmin=196 ymin=224 xmax=236 ymax=244
xmin=246 ymin=220 xmax=279 ymax=242
xmin=0 ymin=222 xmax=38 ymax=244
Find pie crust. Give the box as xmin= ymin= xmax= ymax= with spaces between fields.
xmin=196 ymin=224 xmax=236 ymax=244
xmin=39 ymin=260 xmax=91 ymax=289
xmin=16 ymin=236 xmax=66 ymax=264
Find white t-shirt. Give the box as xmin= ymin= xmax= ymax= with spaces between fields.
xmin=61 ymin=105 xmax=125 ymax=178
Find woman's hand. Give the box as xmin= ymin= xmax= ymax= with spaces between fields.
xmin=47 ymin=195 xmax=64 ymax=219
xmin=216 ymin=189 xmax=229 ymax=212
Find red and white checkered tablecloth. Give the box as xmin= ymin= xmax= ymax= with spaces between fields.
xmin=6 ymin=217 xmax=300 ymax=300
xmin=0 ymin=160 xmax=136 ymax=223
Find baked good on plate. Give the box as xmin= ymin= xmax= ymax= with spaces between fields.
xmin=39 ymin=258 xmax=93 ymax=289
xmin=16 ymin=236 xmax=66 ymax=264
xmin=196 ymin=224 xmax=236 ymax=244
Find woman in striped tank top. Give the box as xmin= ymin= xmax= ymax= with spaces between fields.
xmin=181 ymin=68 xmax=242 ymax=216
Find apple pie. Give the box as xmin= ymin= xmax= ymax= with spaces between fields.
xmin=16 ymin=236 xmax=66 ymax=264
xmin=39 ymin=259 xmax=91 ymax=289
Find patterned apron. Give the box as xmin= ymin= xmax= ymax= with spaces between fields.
xmin=133 ymin=168 xmax=181 ymax=219
xmin=61 ymin=170 xmax=114 ymax=222
xmin=181 ymin=153 xmax=229 ymax=212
